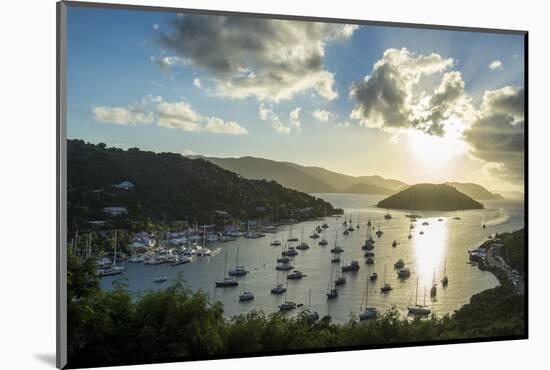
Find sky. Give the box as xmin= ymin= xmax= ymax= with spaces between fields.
xmin=66 ymin=5 xmax=525 ymax=192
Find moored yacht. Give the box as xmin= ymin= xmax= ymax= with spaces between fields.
xmin=153 ymin=276 xmax=168 ymax=283
xmin=287 ymin=270 xmax=305 ymax=280
xmin=359 ymin=279 xmax=377 ymax=320
xmin=271 ymin=283 xmax=287 ymax=295
xmin=279 ymin=301 xmax=297 ymax=311
xmin=408 ymin=277 xmax=431 ymax=315
xmin=228 ymin=244 xmax=248 ymax=276
xmin=398 ymin=267 xmax=411 ymax=278
xmin=394 ymin=258 xmax=405 ymax=269
xmin=239 ymin=292 xmax=254 ymax=301
xmin=216 ymin=252 xmax=239 ymax=287
xmin=342 ymin=260 xmax=360 ymax=272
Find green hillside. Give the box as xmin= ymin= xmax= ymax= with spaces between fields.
xmin=377 ymin=183 xmax=484 ymax=211
xmin=67 ymin=140 xmax=341 ymax=225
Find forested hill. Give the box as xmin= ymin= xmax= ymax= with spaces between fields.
xmin=377 ymin=183 xmax=484 ymax=211
xmin=67 ymin=140 xmax=341 ymax=224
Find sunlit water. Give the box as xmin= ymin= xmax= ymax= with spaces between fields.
xmin=101 ymin=194 xmax=524 ymax=323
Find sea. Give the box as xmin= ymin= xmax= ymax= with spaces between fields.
xmin=100 ymin=193 xmax=525 ymax=323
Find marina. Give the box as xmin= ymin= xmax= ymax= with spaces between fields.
xmin=100 ymin=194 xmax=524 ymax=323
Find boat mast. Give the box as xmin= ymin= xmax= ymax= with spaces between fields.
xmin=365 ymin=275 xmax=369 ymax=308
xmin=415 ymin=276 xmax=419 ymax=306
xmin=113 ymin=230 xmax=117 ymax=268
xmin=223 ymin=252 xmax=228 ymax=277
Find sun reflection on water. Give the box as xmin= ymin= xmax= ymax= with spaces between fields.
xmin=411 ymin=217 xmax=448 ymax=290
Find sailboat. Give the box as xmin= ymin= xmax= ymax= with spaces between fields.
xmin=359 ymin=276 xmax=377 ymax=320
xmin=195 ymin=226 xmax=212 ymax=256
xmin=318 ymin=231 xmax=328 ymax=246
xmin=239 ymin=276 xmax=254 ymax=302
xmin=326 ymin=265 xmax=338 ymax=299
xmin=367 ymin=215 xmax=372 ymax=227
xmin=331 ymin=234 xmax=344 ymax=253
xmin=441 ymin=259 xmax=449 ymax=286
xmin=453 ymin=212 xmax=461 ymax=220
xmin=215 ymin=252 xmax=238 ymax=287
xmin=287 ymin=226 xmax=298 ymax=242
xmin=430 ymin=268 xmax=437 ymax=297
xmin=279 ymin=285 xmax=297 ymax=311
xmin=407 ymin=277 xmax=431 ymax=315
xmin=296 ymin=229 xmax=310 ymax=250
xmin=362 ymin=227 xmax=375 ymax=250
xmin=228 ymin=244 xmax=248 ymax=276
xmin=334 ymin=262 xmax=346 ymax=285
xmin=270 ymin=236 xmax=282 ymax=246
xmin=306 ymin=288 xmax=320 ymax=321
xmin=380 ymin=265 xmax=392 ymax=292
xmin=375 ymin=222 xmax=383 ymax=237
xmin=99 ymin=230 xmax=124 ymax=276
xmin=271 ymin=272 xmax=287 ymax=294
xmin=384 ymin=209 xmax=392 ymax=220
xmin=356 ymin=215 xmax=361 ymax=229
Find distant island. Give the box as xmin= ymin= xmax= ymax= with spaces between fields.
xmin=67 ymin=140 xmax=342 ymax=225
xmin=444 ymin=182 xmax=504 ymax=200
xmin=377 ymin=183 xmax=484 ymax=211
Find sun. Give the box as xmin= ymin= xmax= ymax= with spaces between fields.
xmin=408 ymin=131 xmax=455 ymax=164
xmin=406 ymin=124 xmax=468 ymax=166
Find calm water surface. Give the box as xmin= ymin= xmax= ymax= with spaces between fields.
xmin=101 ymin=193 xmax=524 ymax=323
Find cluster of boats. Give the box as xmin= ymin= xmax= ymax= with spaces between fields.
xmin=94 ymin=208 xmax=463 ymax=320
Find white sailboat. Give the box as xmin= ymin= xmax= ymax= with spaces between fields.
xmin=430 ymin=268 xmax=438 ymax=297
xmin=408 ymin=277 xmax=431 ymax=315
xmin=228 ymin=244 xmax=248 ymax=276
xmin=239 ymin=276 xmax=254 ymax=302
xmin=306 ymin=288 xmax=320 ymax=321
xmin=359 ymin=276 xmax=377 ymax=320
xmin=99 ymin=230 xmax=124 ymax=276
xmin=380 ymin=264 xmax=392 ymax=292
xmin=441 ymin=259 xmax=449 ymax=286
xmin=216 ymin=252 xmax=238 ymax=287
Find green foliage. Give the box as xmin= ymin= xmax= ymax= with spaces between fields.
xmin=67 ymin=140 xmax=341 ymax=227
xmin=377 ymin=183 xmax=484 ymax=211
xmin=498 ymin=229 xmax=525 ymax=275
xmin=67 ymin=254 xmax=525 ymax=368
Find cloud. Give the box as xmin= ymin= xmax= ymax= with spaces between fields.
xmin=336 ymin=121 xmax=351 ymax=128
xmin=488 ymin=60 xmax=503 ymax=70
xmin=181 ymin=148 xmax=195 ymax=156
xmin=150 ymin=56 xmax=187 ymax=72
xmin=205 ymin=117 xmax=248 ymax=135
xmin=349 ymin=48 xmax=472 ymax=136
xmin=156 ymin=15 xmax=358 ymax=102
xmin=193 ymin=78 xmax=202 ymax=89
xmin=152 ymin=23 xmax=159 ymax=31
xmin=312 ymin=109 xmax=335 ymax=123
xmin=92 ymin=105 xmax=154 ymax=125
xmin=258 ymin=104 xmax=295 ymax=134
xmin=289 ymin=107 xmax=302 ymax=129
xmin=464 ymin=86 xmax=524 ymax=183
xmin=94 ymin=96 xmax=247 ymax=135
xmin=156 ymin=100 xmax=204 ymax=131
